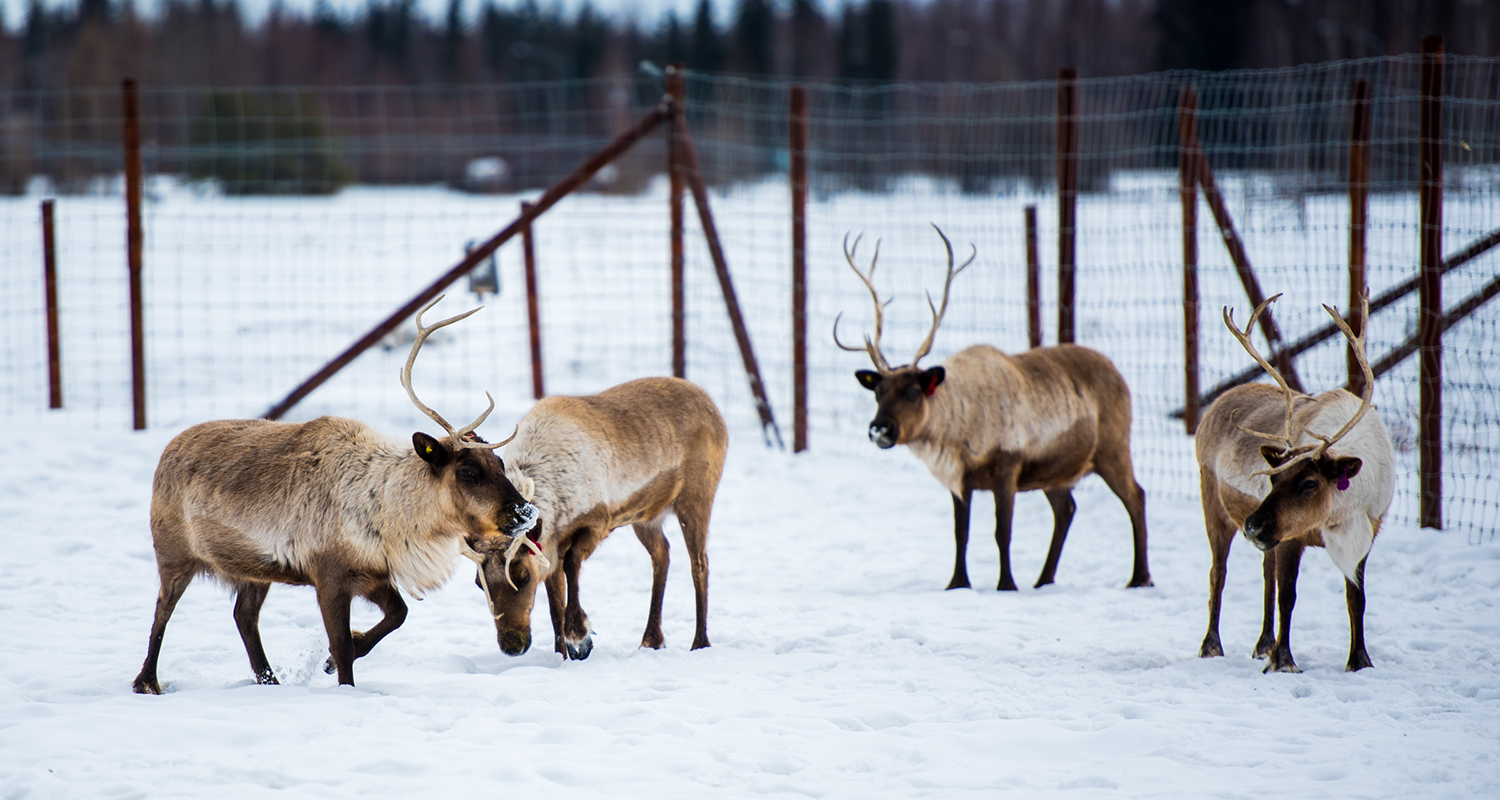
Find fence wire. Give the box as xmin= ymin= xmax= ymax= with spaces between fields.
xmin=2 ymin=56 xmax=1497 ymax=539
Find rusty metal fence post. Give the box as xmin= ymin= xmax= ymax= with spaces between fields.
xmin=1025 ymin=205 xmax=1041 ymax=350
xmin=1178 ymin=85 xmax=1201 ymax=434
xmin=42 ymin=199 xmax=62 ymax=409
xmin=1348 ymin=78 xmax=1371 ymax=398
xmin=667 ymin=65 xmax=687 ymax=380
xmin=1056 ymin=67 xmax=1078 ymax=345
xmin=123 ymin=79 xmax=146 ymax=431
xmin=790 ymin=84 xmax=809 ymax=453
xmin=520 ymin=200 xmax=544 ymax=400
xmin=1418 ymin=35 xmax=1444 ymax=530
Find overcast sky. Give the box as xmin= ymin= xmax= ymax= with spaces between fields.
xmin=1 ymin=0 xmax=752 ymax=32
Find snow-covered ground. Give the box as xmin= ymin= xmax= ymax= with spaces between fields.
xmin=2 ymin=177 xmax=1499 ymax=797
xmin=2 ymin=417 xmax=1500 ymax=798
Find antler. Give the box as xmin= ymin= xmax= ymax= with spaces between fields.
xmin=1225 ymin=291 xmax=1377 ymax=476
xmin=401 ymin=295 xmax=516 ymax=451
xmin=911 ymin=224 xmax=977 ymax=367
xmin=833 ymin=233 xmax=894 ymax=373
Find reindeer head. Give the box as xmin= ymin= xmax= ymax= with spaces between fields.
xmin=403 ymin=296 xmax=539 ymax=545
xmin=471 ymin=518 xmax=547 ymax=656
xmin=836 ymin=226 xmax=974 ymax=448
xmin=1224 ymin=291 xmax=1374 ymax=551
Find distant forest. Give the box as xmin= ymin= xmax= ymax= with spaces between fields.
xmin=2 ymin=0 xmax=1497 ymax=91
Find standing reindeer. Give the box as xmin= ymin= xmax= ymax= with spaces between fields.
xmin=475 ymin=377 xmax=727 ymax=660
xmin=837 ymin=228 xmax=1151 ymax=591
xmin=132 ymin=297 xmax=538 ymax=693
xmin=1196 ymin=293 xmax=1394 ymax=673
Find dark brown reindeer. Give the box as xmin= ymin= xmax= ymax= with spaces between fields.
xmin=1196 ymin=293 xmax=1394 ymax=672
xmin=476 ymin=377 xmax=728 ymax=660
xmin=132 ymin=297 xmax=538 ymax=693
xmin=837 ymin=228 xmax=1151 ymax=591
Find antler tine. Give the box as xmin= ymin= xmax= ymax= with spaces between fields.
xmin=839 ymin=231 xmax=893 ymax=372
xmin=911 ymin=225 xmax=976 ymax=367
xmin=1303 ymin=290 xmax=1375 ymax=459
xmin=401 ymin=294 xmax=484 ymax=442
xmin=1223 ymin=293 xmax=1300 ymax=457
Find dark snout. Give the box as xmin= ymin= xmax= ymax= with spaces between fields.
xmin=1242 ymin=512 xmax=1277 ymax=551
xmin=868 ymin=419 xmax=897 ymax=449
xmin=499 ymin=628 xmax=531 ymax=656
xmin=502 ymin=501 xmax=539 ymax=537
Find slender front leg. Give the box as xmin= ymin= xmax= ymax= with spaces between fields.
xmin=133 ymin=569 xmax=194 ymax=695
xmin=1254 ymin=549 xmax=1278 ymax=659
xmin=1264 ymin=542 xmax=1304 ymax=674
xmin=561 ymin=540 xmax=593 ymax=660
xmin=947 ymin=490 xmax=973 ymax=590
xmin=232 ymin=582 xmax=278 ymax=685
xmin=1034 ymin=487 xmax=1076 ymax=588
xmin=316 ymin=583 xmax=357 ymax=686
xmin=993 ymin=480 xmax=1019 ymax=592
xmin=352 ymin=583 xmax=408 ymax=659
xmin=1199 ymin=477 xmax=1234 ymax=658
xmin=544 ymin=569 xmax=567 ymax=657
xmin=1345 ymin=557 xmax=1372 ymax=671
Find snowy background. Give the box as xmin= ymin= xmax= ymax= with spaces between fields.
xmin=2 ymin=176 xmax=1500 ymax=797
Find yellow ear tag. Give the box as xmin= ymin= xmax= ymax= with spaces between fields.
xmin=425 ymin=445 xmax=434 ymax=455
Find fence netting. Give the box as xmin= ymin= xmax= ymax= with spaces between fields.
xmin=2 ymin=56 xmax=1497 ymax=539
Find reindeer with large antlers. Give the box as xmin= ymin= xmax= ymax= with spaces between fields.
xmin=837 ymin=227 xmax=1151 ymax=591
xmin=1195 ymin=292 xmax=1394 ymax=672
xmin=132 ymin=296 xmax=538 ymax=693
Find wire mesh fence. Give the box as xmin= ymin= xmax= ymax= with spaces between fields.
xmin=2 ymin=56 xmax=1497 ymax=539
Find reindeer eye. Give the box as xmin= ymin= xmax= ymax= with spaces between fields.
xmin=1300 ymin=478 xmax=1318 ymax=493
xmin=458 ymin=467 xmax=480 ymax=483
xmin=903 ymin=385 xmax=923 ymax=401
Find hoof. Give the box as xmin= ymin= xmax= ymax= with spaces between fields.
xmin=1199 ymin=636 xmax=1223 ymax=659
xmin=323 ymin=657 xmax=336 ymax=675
xmin=255 ymin=668 xmax=280 ymax=686
xmin=564 ymin=636 xmax=593 ymax=661
xmin=1263 ymin=654 xmax=1302 ymax=674
xmin=1346 ymin=652 xmax=1373 ymax=672
xmin=1126 ymin=575 xmax=1154 ymax=588
xmin=690 ymin=635 xmax=711 ymax=651
xmin=132 ymin=675 xmax=162 ymax=695
xmin=945 ymin=576 xmax=971 ymax=590
xmin=997 ymin=576 xmax=1018 ymax=592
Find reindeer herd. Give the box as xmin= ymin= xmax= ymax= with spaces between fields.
xmin=131 ymin=229 xmax=1396 ymax=695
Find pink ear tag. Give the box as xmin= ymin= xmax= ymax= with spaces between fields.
xmin=1336 ymin=469 xmax=1350 ymax=492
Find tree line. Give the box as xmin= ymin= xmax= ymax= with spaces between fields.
xmin=1 ymin=0 xmax=1496 ymax=92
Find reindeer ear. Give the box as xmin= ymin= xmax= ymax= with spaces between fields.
xmin=1323 ymin=456 xmax=1362 ymax=481
xmin=1260 ymin=445 xmax=1290 ymax=468
xmin=855 ymin=370 xmax=883 ymax=391
xmin=921 ymin=366 xmax=946 ymax=396
xmin=413 ymin=432 xmax=452 ymax=468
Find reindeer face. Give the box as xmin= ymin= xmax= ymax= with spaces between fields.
xmin=1241 ymin=446 xmax=1363 ymax=550
xmin=473 ymin=536 xmax=546 ymax=656
xmin=414 ymin=432 xmax=538 ymax=539
xmin=855 ymin=366 xmax=945 ymax=448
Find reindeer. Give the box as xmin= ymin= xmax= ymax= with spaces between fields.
xmin=132 ymin=297 xmax=539 ymax=693
xmin=836 ymin=228 xmax=1151 ymax=592
xmin=1196 ymin=292 xmax=1394 ymax=673
xmin=473 ymin=377 xmax=727 ymax=660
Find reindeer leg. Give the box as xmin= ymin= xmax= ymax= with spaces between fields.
xmin=315 ymin=581 xmax=357 ymax=686
xmin=1254 ymin=549 xmax=1278 ymax=659
xmin=561 ymin=539 xmax=593 ymax=661
xmin=1034 ymin=487 xmax=1076 ymax=588
xmin=544 ymin=569 xmax=567 ymax=657
xmin=992 ymin=475 xmax=1020 ymax=592
xmin=352 ymin=582 xmax=408 ymax=659
xmin=1265 ymin=542 xmax=1304 ymax=674
xmin=947 ymin=490 xmax=973 ymax=590
xmin=1199 ymin=476 xmax=1233 ymax=659
xmin=232 ymin=582 xmax=278 ymax=685
xmin=675 ymin=492 xmax=714 ymax=651
xmin=1345 ymin=556 xmax=1372 ymax=671
xmin=133 ymin=566 xmax=194 ymax=695
xmin=1095 ymin=448 xmax=1153 ymax=587
xmin=633 ymin=520 xmax=670 ymax=650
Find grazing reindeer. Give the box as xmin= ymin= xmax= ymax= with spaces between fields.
xmin=1196 ymin=293 xmax=1394 ymax=672
xmin=132 ymin=297 xmax=538 ymax=693
xmin=836 ymin=228 xmax=1151 ymax=591
xmin=476 ymin=377 xmax=727 ymax=660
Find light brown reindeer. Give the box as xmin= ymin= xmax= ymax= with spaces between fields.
xmin=837 ymin=227 xmax=1151 ymax=591
xmin=475 ymin=377 xmax=728 ymax=660
xmin=132 ymin=297 xmax=538 ymax=693
xmin=1196 ymin=292 xmax=1394 ymax=672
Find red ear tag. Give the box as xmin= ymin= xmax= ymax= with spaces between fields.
xmin=924 ymin=376 xmax=939 ymax=397
xmin=1337 ymin=469 xmax=1350 ymax=492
